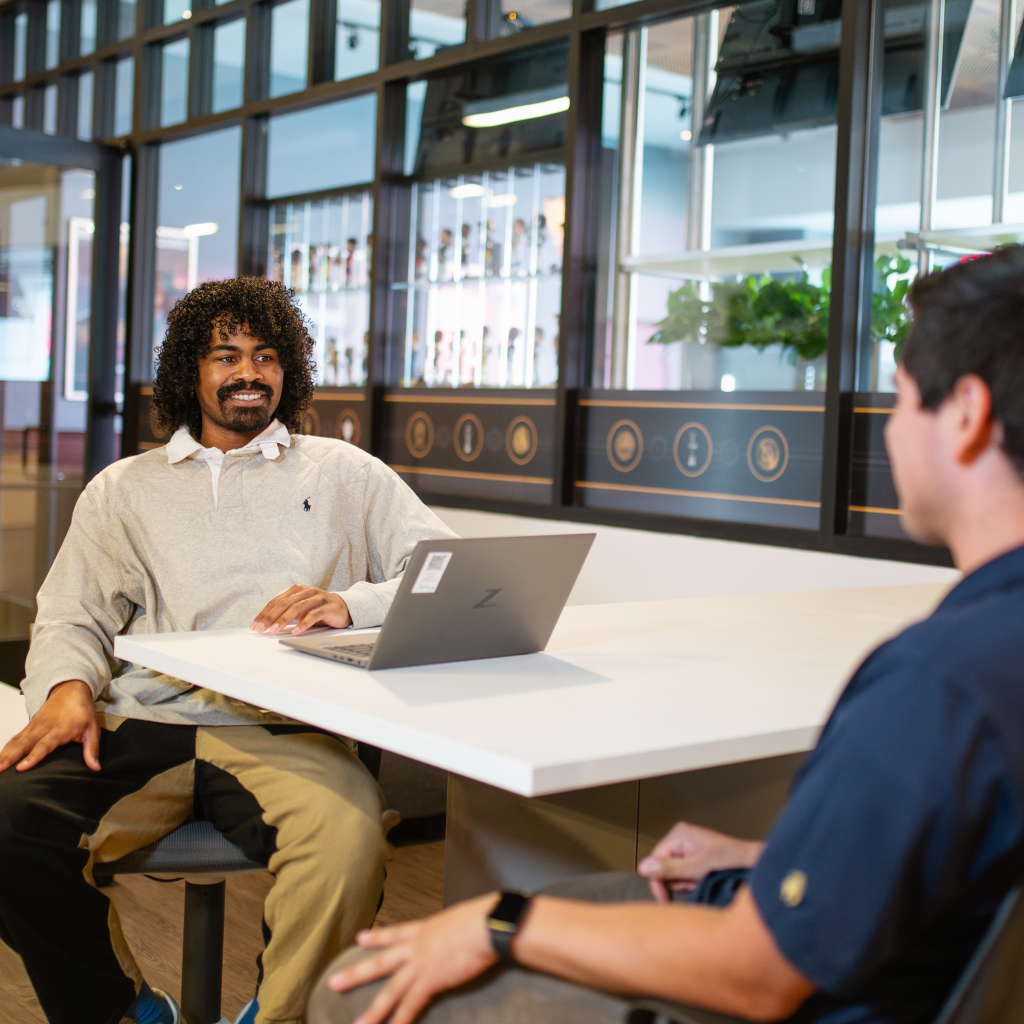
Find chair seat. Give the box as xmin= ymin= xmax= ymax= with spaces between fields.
xmin=94 ymin=820 xmax=268 ymax=877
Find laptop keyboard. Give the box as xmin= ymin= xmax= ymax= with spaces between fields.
xmin=323 ymin=642 xmax=377 ymax=663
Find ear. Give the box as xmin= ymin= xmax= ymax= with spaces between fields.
xmin=944 ymin=374 xmax=994 ymax=466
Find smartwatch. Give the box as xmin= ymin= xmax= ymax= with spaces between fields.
xmin=486 ymin=891 xmax=533 ymax=963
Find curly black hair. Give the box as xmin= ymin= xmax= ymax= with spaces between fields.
xmin=151 ymin=277 xmax=316 ymax=437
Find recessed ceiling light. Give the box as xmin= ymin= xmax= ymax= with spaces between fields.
xmin=679 ymin=129 xmax=692 ymax=141
xmin=450 ymin=183 xmax=485 ymax=198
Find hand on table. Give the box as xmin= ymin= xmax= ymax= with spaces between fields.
xmin=327 ymin=893 xmax=500 ymax=1024
xmin=251 ymin=585 xmax=352 ymax=636
xmin=637 ymin=821 xmax=764 ymax=903
xmin=0 ymin=680 xmax=100 ymax=773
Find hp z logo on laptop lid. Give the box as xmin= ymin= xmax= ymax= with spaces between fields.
xmin=473 ymin=589 xmax=502 ymax=609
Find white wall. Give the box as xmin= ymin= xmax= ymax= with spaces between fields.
xmin=430 ymin=507 xmax=959 ymax=605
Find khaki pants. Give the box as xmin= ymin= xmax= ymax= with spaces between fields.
xmin=0 ymin=717 xmax=388 ymax=1024
xmin=307 ymin=874 xmax=744 ymax=1024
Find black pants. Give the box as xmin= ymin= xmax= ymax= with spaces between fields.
xmin=0 ymin=717 xmax=387 ymax=1024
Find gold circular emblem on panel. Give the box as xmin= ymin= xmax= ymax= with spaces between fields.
xmin=505 ymin=415 xmax=538 ymax=466
xmin=405 ymin=411 xmax=434 ymax=459
xmin=672 ymin=422 xmax=713 ymax=478
xmin=335 ymin=408 xmax=361 ymax=446
xmin=606 ymin=419 xmax=643 ymax=473
xmin=746 ymin=425 xmax=789 ymax=483
xmin=453 ymin=412 xmax=484 ymax=462
xmin=300 ymin=406 xmax=321 ymax=436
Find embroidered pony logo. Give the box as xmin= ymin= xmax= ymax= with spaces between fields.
xmin=302 ymin=497 xmax=311 ymax=512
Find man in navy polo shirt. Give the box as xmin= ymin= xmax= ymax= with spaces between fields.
xmin=308 ymin=245 xmax=1024 ymax=1024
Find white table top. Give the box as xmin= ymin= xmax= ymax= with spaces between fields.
xmin=116 ymin=583 xmax=949 ymax=797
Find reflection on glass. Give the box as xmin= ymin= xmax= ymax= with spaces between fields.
xmin=164 ymin=0 xmax=192 ymax=25
xmin=268 ymin=194 xmax=373 ymax=387
xmin=161 ymin=39 xmax=189 ymax=126
xmin=598 ymin=9 xmax=838 ymax=394
xmin=117 ymin=0 xmax=136 ymax=39
xmin=43 ymin=84 xmax=58 ymax=135
xmin=336 ymin=0 xmax=380 ymax=80
xmin=79 ymin=72 xmax=97 ymax=140
xmin=405 ymin=82 xmax=427 ymax=177
xmin=13 ymin=12 xmax=27 ymax=81
xmin=494 ymin=0 xmax=569 ymax=32
xmin=45 ymin=0 xmax=61 ymax=69
xmin=270 ymin=0 xmax=309 ymax=98
xmin=393 ymin=165 xmax=564 ymax=388
xmin=410 ymin=0 xmax=465 ymax=60
xmin=266 ymin=94 xmax=377 ymax=199
xmin=80 ymin=0 xmax=97 ymax=55
xmin=0 ymin=163 xmax=96 ymax=638
xmin=11 ymin=96 xmax=24 ymax=130
xmin=152 ymin=126 xmax=241 ymax=377
xmin=212 ymin=20 xmax=245 ymax=113
xmin=114 ymin=56 xmax=135 ymax=135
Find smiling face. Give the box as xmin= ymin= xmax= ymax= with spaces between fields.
xmin=195 ymin=326 xmax=284 ymax=444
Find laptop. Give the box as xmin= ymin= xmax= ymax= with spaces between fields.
xmin=279 ymin=533 xmax=595 ymax=670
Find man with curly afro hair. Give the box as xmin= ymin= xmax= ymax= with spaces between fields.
xmin=0 ymin=278 xmax=456 ymax=1024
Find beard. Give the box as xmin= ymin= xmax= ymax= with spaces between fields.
xmin=211 ymin=380 xmax=278 ymax=435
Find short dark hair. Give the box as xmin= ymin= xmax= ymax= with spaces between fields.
xmin=151 ymin=277 xmax=316 ymax=437
xmin=903 ymin=245 xmax=1024 ymax=476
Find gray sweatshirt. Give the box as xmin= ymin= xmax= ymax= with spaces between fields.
xmin=23 ymin=424 xmax=457 ymax=725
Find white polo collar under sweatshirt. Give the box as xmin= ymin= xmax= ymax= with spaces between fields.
xmin=165 ymin=419 xmax=292 ymax=507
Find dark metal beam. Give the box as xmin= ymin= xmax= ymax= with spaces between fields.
xmin=85 ymin=146 xmax=125 ymax=480
xmin=819 ymin=0 xmax=884 ymax=538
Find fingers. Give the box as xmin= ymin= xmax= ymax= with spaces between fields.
xmin=0 ymin=730 xmax=35 ymax=773
xmin=356 ymin=922 xmax=423 ymax=949
xmin=329 ymin=946 xmax=409 ymax=993
xmin=251 ymin=587 xmax=351 ymax=635
xmin=638 ymin=855 xmax=699 ymax=881
xmin=251 ymin=584 xmax=305 ymax=632
xmin=353 ymin=964 xmax=416 ymax=1024
xmin=648 ymin=877 xmax=670 ymax=903
xmin=388 ymin=978 xmax=436 ymax=1024
xmin=17 ymin=732 xmax=63 ymax=772
xmin=82 ymin=717 xmax=102 ymax=772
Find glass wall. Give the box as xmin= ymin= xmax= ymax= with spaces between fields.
xmin=336 ymin=0 xmax=380 ymax=80
xmin=213 ymin=19 xmax=246 ymax=113
xmin=395 ymin=165 xmax=564 ymax=388
xmin=161 ymin=38 xmax=190 ymax=127
xmin=114 ymin=56 xmax=135 ymax=136
xmin=0 ymin=162 xmax=96 ymax=640
xmin=581 ymin=3 xmax=841 ymax=530
xmin=270 ymin=0 xmax=309 ymax=97
xmin=5 ymin=0 xmax=1004 ymax=562
xmin=151 ymin=126 xmax=242 ymax=377
xmin=410 ymin=0 xmax=466 ymax=59
xmin=269 ymin=194 xmax=373 ymax=386
xmin=851 ymin=0 xmax=1024 ymax=541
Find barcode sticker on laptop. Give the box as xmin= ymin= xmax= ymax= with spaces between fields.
xmin=411 ymin=551 xmax=453 ymax=594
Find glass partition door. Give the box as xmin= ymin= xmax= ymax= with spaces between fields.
xmin=0 ymin=160 xmax=96 ymax=643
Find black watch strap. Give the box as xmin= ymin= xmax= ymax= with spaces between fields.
xmin=487 ymin=891 xmax=532 ymax=963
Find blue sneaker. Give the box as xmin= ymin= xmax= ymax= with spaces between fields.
xmin=121 ymin=982 xmax=180 ymax=1024
xmin=233 ymin=997 xmax=258 ymax=1024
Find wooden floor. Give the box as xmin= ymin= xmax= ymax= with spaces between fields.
xmin=0 ymin=839 xmax=445 ymax=1024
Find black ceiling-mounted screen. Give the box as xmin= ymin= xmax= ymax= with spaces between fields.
xmin=410 ymin=43 xmax=569 ymax=178
xmin=698 ymin=0 xmax=973 ymax=146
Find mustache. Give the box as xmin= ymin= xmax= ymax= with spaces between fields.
xmin=217 ymin=380 xmax=274 ymax=403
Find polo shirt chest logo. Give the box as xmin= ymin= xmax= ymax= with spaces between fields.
xmin=780 ymin=870 xmax=807 ymax=907
xmin=303 ymin=497 xmax=311 ymax=512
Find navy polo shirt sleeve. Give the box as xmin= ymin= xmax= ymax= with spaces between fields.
xmin=749 ymin=644 xmax=1022 ymax=996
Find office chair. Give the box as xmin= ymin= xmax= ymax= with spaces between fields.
xmin=628 ymin=884 xmax=1024 ymax=1024
xmin=92 ymin=819 xmax=268 ymax=1024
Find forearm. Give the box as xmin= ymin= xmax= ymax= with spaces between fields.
xmin=511 ymin=888 xmax=812 ymax=1021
